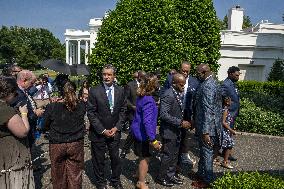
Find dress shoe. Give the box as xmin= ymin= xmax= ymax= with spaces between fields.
xmin=180 ymin=153 xmax=196 ymax=165
xmin=169 ymin=177 xmax=183 ymax=185
xmin=120 ymin=150 xmax=128 ymax=159
xmin=191 ymin=180 xmax=210 ymax=188
xmin=188 ymin=171 xmax=203 ymax=181
xmin=97 ymin=185 xmax=107 ymax=189
xmin=228 ymin=155 xmax=237 ymax=161
xmin=111 ymin=183 xmax=124 ymax=189
xmin=156 ymin=178 xmax=174 ymax=187
xmin=173 ymin=174 xmax=183 ymax=182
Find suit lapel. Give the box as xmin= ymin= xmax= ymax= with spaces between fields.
xmin=113 ymin=85 xmax=119 ymax=113
xmin=99 ymin=84 xmax=111 ymax=112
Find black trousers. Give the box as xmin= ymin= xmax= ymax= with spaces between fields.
xmin=122 ymin=118 xmax=135 ymax=151
xmin=122 ymin=132 xmax=135 ymax=151
xmin=158 ymin=138 xmax=180 ymax=180
xmin=179 ymin=128 xmax=190 ymax=153
xmin=91 ymin=138 xmax=121 ymax=187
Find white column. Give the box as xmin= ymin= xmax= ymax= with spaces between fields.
xmin=65 ymin=40 xmax=69 ymax=64
xmin=85 ymin=40 xmax=89 ymax=65
xmin=69 ymin=42 xmax=73 ymax=65
xmin=73 ymin=43 xmax=76 ymax=65
xmin=77 ymin=40 xmax=81 ymax=64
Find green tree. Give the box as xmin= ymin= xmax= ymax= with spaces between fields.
xmin=242 ymin=15 xmax=252 ymax=29
xmin=268 ymin=59 xmax=284 ymax=82
xmin=218 ymin=15 xmax=228 ymax=30
xmin=88 ymin=0 xmax=221 ymax=85
xmin=0 ymin=26 xmax=65 ymax=69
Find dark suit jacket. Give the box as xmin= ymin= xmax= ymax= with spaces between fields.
xmin=10 ymin=87 xmax=37 ymax=125
xmin=184 ymin=76 xmax=200 ymax=121
xmin=87 ymin=83 xmax=127 ymax=142
xmin=159 ymin=88 xmax=183 ymax=140
xmin=124 ymin=80 xmax=138 ymax=121
xmin=221 ymin=78 xmax=240 ymax=120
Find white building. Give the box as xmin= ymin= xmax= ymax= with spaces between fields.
xmin=65 ymin=6 xmax=284 ymax=81
xmin=219 ymin=5 xmax=284 ymax=81
xmin=64 ymin=18 xmax=102 ymax=65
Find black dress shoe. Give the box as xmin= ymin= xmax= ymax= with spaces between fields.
xmin=111 ymin=183 xmax=124 ymax=189
xmin=173 ymin=175 xmax=183 ymax=182
xmin=97 ymin=186 xmax=107 ymax=189
xmin=170 ymin=177 xmax=183 ymax=185
xmin=156 ymin=178 xmax=174 ymax=187
xmin=228 ymin=155 xmax=237 ymax=161
xmin=120 ymin=150 xmax=127 ymax=158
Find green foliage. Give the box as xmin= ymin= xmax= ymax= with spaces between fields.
xmin=236 ymin=81 xmax=284 ymax=136
xmin=0 ymin=26 xmax=65 ymax=69
xmin=218 ymin=15 xmax=228 ymax=30
xmin=268 ymin=59 xmax=284 ymax=82
xmin=89 ymin=0 xmax=221 ymax=85
xmin=235 ymin=98 xmax=284 ymax=136
xmin=242 ymin=15 xmax=253 ymax=29
xmin=213 ymin=172 xmax=284 ymax=189
xmin=237 ymin=80 xmax=284 ymax=97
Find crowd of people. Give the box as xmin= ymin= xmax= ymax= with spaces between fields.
xmin=0 ymin=62 xmax=241 ymax=189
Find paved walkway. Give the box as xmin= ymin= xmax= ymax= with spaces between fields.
xmin=34 ymin=131 xmax=284 ymax=189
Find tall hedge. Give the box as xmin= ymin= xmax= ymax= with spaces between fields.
xmin=88 ymin=0 xmax=221 ymax=85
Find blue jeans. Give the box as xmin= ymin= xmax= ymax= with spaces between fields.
xmin=196 ymin=136 xmax=218 ymax=184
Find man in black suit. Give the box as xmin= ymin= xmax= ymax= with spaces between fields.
xmin=87 ymin=64 xmax=127 ymax=189
xmin=157 ymin=74 xmax=191 ymax=187
xmin=120 ymin=71 xmax=146 ymax=158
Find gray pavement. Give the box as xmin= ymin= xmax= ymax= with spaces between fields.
xmin=33 ymin=131 xmax=284 ymax=189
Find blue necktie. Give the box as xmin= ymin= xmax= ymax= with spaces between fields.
xmin=107 ymin=88 xmax=113 ymax=111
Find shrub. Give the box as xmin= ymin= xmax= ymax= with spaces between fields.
xmin=212 ymin=172 xmax=284 ymax=189
xmin=236 ymin=81 xmax=284 ymax=136
xmin=237 ymin=81 xmax=284 ymax=97
xmin=235 ymin=98 xmax=284 ymax=136
xmin=88 ymin=0 xmax=221 ymax=85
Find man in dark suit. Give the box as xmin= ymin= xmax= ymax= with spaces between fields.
xmin=221 ymin=66 xmax=241 ymax=161
xmin=87 ymin=64 xmax=127 ymax=189
xmin=191 ymin=64 xmax=222 ymax=188
xmin=10 ymin=70 xmax=44 ymax=147
xmin=161 ymin=61 xmax=200 ymax=166
xmin=120 ymin=71 xmax=146 ymax=158
xmin=157 ymin=74 xmax=191 ymax=187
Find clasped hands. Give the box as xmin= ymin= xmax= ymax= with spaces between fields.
xmin=181 ymin=120 xmax=191 ymax=129
xmin=103 ymin=127 xmax=118 ymax=138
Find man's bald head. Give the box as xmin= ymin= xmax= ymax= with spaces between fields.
xmin=172 ymin=73 xmax=186 ymax=93
xmin=196 ymin=64 xmax=212 ymax=81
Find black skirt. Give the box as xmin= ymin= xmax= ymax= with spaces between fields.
xmin=134 ymin=140 xmax=151 ymax=158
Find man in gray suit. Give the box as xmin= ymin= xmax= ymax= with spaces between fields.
xmin=157 ymin=74 xmax=191 ymax=187
xmin=191 ymin=64 xmax=222 ymax=188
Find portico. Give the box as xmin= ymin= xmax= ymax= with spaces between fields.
xmin=64 ymin=18 xmax=103 ymax=65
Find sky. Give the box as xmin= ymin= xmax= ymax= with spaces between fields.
xmin=0 ymin=0 xmax=283 ymax=43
